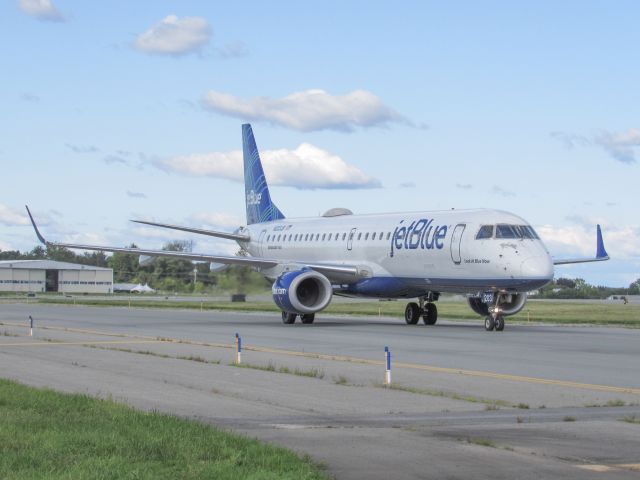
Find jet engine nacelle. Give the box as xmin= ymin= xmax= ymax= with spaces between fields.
xmin=272 ymin=269 xmax=333 ymax=315
xmin=467 ymin=292 xmax=527 ymax=316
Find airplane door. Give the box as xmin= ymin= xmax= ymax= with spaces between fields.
xmin=347 ymin=228 xmax=357 ymax=251
xmin=450 ymin=224 xmax=465 ymax=265
xmin=258 ymin=230 xmax=267 ymax=256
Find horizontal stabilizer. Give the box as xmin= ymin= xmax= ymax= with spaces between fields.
xmin=553 ymin=224 xmax=610 ymax=265
xmin=131 ymin=219 xmax=250 ymax=242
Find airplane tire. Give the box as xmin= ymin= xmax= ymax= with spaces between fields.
xmin=495 ymin=316 xmax=505 ymax=331
xmin=300 ymin=313 xmax=315 ymax=324
xmin=484 ymin=316 xmax=495 ymax=331
xmin=423 ymin=303 xmax=438 ymax=325
xmin=282 ymin=312 xmax=297 ymax=324
xmin=405 ymin=302 xmax=420 ymax=324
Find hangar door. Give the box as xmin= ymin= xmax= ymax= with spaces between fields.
xmin=45 ymin=270 xmax=59 ymax=292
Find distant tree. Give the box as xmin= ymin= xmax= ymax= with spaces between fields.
xmin=0 ymin=250 xmax=23 ymax=260
xmin=555 ymin=277 xmax=576 ymax=289
xmin=80 ymin=251 xmax=108 ymax=268
xmin=107 ymin=244 xmax=139 ymax=282
xmin=629 ymin=279 xmax=640 ymax=295
xmin=46 ymin=245 xmax=77 ymax=263
xmin=27 ymin=246 xmax=46 ymax=259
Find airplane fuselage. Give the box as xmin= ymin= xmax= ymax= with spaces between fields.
xmin=241 ymin=207 xmax=554 ymax=298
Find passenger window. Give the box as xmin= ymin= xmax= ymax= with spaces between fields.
xmin=343 ymin=233 xmax=347 ymax=240
xmin=357 ymin=233 xmax=362 ymax=240
xmin=315 ymin=233 xmax=320 ymax=241
xmin=476 ymin=225 xmax=494 ymax=240
xmin=288 ymin=234 xmax=292 ymax=241
xmin=386 ymin=232 xmax=391 ymax=240
xmin=379 ymin=232 xmax=383 ymax=239
xmin=322 ymin=233 xmax=326 ymax=241
xmin=305 ymin=234 xmax=309 ymax=241
xmin=372 ymin=232 xmax=376 ymax=240
xmin=327 ymin=233 xmax=332 ymax=241
xmin=294 ymin=234 xmax=298 ymax=241
xmin=365 ymin=232 xmax=369 ymax=240
xmin=277 ymin=234 xmax=281 ymax=241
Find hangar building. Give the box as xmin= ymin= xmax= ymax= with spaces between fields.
xmin=0 ymin=260 xmax=113 ymax=294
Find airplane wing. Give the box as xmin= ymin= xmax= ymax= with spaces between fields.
xmin=131 ymin=219 xmax=250 ymax=242
xmin=26 ymin=206 xmax=361 ymax=279
xmin=552 ymin=224 xmax=610 ymax=265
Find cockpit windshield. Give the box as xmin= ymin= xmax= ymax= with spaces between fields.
xmin=476 ymin=224 xmax=539 ymax=240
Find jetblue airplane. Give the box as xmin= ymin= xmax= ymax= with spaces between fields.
xmin=26 ymin=124 xmax=609 ymax=331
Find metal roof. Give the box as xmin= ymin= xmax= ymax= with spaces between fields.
xmin=0 ymin=260 xmax=112 ymax=271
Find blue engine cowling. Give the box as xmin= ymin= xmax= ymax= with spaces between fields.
xmin=272 ymin=269 xmax=333 ymax=315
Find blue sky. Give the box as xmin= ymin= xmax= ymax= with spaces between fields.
xmin=2 ymin=1 xmax=639 ymax=287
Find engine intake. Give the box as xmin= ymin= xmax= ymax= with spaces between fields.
xmin=467 ymin=292 xmax=527 ymax=317
xmin=272 ymin=269 xmax=333 ymax=315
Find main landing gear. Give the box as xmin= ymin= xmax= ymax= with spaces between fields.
xmin=484 ymin=314 xmax=505 ymax=332
xmin=281 ymin=312 xmax=315 ymax=324
xmin=405 ymin=294 xmax=439 ymax=326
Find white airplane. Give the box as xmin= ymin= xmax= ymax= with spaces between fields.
xmin=26 ymin=124 xmax=609 ymax=331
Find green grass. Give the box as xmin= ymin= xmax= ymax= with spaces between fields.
xmin=621 ymin=415 xmax=640 ymax=424
xmin=26 ymin=297 xmax=640 ymax=326
xmin=333 ymin=375 xmax=349 ymax=385
xmin=462 ymin=437 xmax=496 ymax=448
xmin=0 ymin=378 xmax=328 ymax=480
xmin=381 ymin=383 xmax=511 ymax=408
xmin=230 ymin=362 xmax=325 ymax=379
xmin=586 ymin=399 xmax=627 ymax=407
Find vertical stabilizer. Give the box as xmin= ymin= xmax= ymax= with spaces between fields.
xmin=242 ymin=124 xmax=285 ymax=225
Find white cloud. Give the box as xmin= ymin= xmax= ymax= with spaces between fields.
xmin=551 ymin=128 xmax=639 ymax=164
xmin=18 ymin=0 xmax=64 ymax=22
xmin=549 ymin=131 xmax=590 ymax=149
xmin=155 ymin=143 xmax=381 ymax=189
xmin=594 ymin=128 xmax=640 ymax=164
xmin=0 ymin=240 xmax=15 ymax=251
xmin=126 ymin=191 xmax=147 ymax=199
xmin=190 ymin=212 xmax=243 ymax=229
xmin=134 ymin=15 xmax=211 ymax=56
xmin=537 ymin=223 xmax=640 ymax=259
xmin=202 ymin=89 xmax=411 ymax=132
xmin=0 ymin=204 xmax=29 ymax=226
xmin=490 ymin=185 xmax=515 ymax=197
xmin=66 ymin=143 xmax=99 ymax=154
xmin=215 ymin=41 xmax=249 ymax=58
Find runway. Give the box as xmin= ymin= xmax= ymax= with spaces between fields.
xmin=1 ymin=303 xmax=640 ymax=479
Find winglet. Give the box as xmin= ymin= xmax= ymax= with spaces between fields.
xmin=25 ymin=205 xmax=47 ymax=245
xmin=596 ymin=224 xmax=609 ymax=259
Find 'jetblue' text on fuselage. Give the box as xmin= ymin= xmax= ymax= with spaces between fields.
xmin=390 ymin=218 xmax=448 ymax=257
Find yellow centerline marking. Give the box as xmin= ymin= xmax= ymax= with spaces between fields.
xmin=2 ymin=321 xmax=639 ymax=395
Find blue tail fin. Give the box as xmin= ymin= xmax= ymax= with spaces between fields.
xmin=242 ymin=124 xmax=285 ymax=225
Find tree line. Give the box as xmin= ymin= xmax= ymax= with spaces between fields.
xmin=0 ymin=242 xmax=270 ymax=294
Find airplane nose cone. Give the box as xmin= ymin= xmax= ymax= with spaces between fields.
xmin=521 ymin=256 xmax=554 ymax=280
